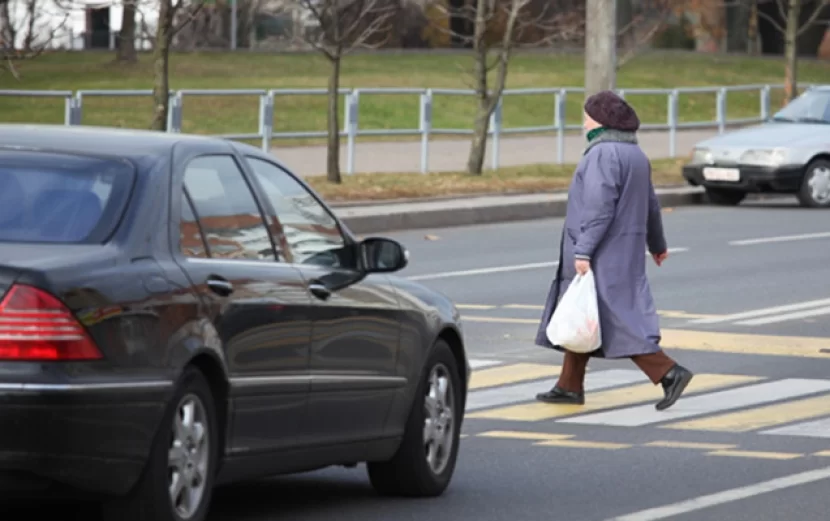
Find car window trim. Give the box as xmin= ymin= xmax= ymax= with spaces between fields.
xmin=180 ymin=153 xmax=281 ymax=263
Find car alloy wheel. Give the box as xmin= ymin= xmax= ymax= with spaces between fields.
xmin=169 ymin=394 xmax=211 ymax=520
xmin=101 ymin=367 xmax=218 ymax=521
xmin=797 ymin=159 xmax=830 ymax=208
xmin=806 ymin=165 xmax=830 ymax=205
xmin=366 ymin=339 xmax=462 ymax=497
xmin=423 ymin=363 xmax=455 ymax=476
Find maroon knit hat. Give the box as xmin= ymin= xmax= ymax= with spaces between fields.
xmin=584 ymin=90 xmax=640 ymax=132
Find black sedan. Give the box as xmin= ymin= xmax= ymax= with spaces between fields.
xmin=0 ymin=124 xmax=470 ymax=521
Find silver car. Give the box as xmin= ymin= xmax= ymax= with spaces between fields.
xmin=683 ymin=85 xmax=830 ymax=208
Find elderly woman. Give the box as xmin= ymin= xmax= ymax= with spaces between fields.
xmin=534 ymin=90 xmax=693 ymax=411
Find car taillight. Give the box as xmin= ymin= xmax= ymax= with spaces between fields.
xmin=0 ymin=284 xmax=102 ymax=361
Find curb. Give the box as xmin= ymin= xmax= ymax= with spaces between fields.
xmin=335 ymin=186 xmax=706 ymax=234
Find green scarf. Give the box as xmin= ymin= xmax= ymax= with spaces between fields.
xmin=586 ymin=126 xmax=608 ymax=143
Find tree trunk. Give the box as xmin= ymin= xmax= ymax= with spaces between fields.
xmin=616 ymin=0 xmax=634 ymax=50
xmin=326 ymin=56 xmax=342 ymax=184
xmin=783 ymin=0 xmax=800 ymax=103
xmin=725 ymin=0 xmax=750 ymax=53
xmin=117 ymin=0 xmax=137 ymax=62
xmin=465 ymin=0 xmax=491 ymax=176
xmin=584 ymin=0 xmax=617 ymax=96
xmin=467 ymin=100 xmax=491 ymax=176
xmin=150 ymin=0 xmax=171 ymax=131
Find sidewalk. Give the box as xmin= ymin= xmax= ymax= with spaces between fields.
xmin=271 ymin=128 xmax=720 ymax=176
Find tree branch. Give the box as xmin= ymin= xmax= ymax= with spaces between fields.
xmin=797 ymin=0 xmax=830 ymax=36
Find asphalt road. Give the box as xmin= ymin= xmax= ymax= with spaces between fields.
xmin=11 ymin=196 xmax=830 ymax=521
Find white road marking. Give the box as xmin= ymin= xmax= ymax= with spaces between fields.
xmin=466 ymin=369 xmax=647 ymax=412
xmin=406 ymin=247 xmax=689 ymax=282
xmin=406 ymin=261 xmax=558 ymax=281
xmin=468 ymin=359 xmax=503 ymax=370
xmin=762 ymin=417 xmax=830 ymax=439
xmin=688 ymin=297 xmax=830 ymax=325
xmin=729 ymin=231 xmax=830 ymax=246
xmin=558 ymin=378 xmax=830 ymax=427
xmin=735 ymin=305 xmax=830 ymax=326
xmin=605 ymin=466 xmax=830 ymax=521
xmin=645 ymin=247 xmax=690 ymax=254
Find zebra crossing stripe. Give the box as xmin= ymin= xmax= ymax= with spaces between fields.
xmin=468 ymin=359 xmax=503 ymax=370
xmin=467 ymin=373 xmax=760 ymax=422
xmin=558 ymin=378 xmax=830 ymax=427
xmin=661 ymin=394 xmax=830 ymax=433
xmin=466 ymin=369 xmax=647 ymax=412
xmin=469 ymin=363 xmax=562 ymax=390
xmin=761 ymin=417 xmax=830 ymax=439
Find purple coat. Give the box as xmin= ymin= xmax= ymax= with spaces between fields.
xmin=535 ymin=130 xmax=668 ymax=359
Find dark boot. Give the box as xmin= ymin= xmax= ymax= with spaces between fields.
xmin=655 ymin=365 xmax=694 ymax=411
xmin=536 ymin=386 xmax=585 ymax=405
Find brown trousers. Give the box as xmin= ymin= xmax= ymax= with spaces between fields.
xmin=556 ymin=349 xmax=676 ymax=392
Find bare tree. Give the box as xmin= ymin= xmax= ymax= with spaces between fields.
xmin=435 ymin=0 xmax=671 ymax=175
xmin=150 ymin=0 xmax=206 ymax=130
xmin=0 ymin=0 xmax=70 ymax=79
xmin=278 ymin=0 xmax=395 ymax=184
xmin=433 ymin=0 xmax=584 ymax=175
xmin=753 ymin=0 xmax=830 ymax=102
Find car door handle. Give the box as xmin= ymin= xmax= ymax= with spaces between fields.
xmin=308 ymin=282 xmax=331 ymax=301
xmin=206 ymin=276 xmax=234 ymax=297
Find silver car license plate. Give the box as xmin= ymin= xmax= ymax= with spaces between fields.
xmin=703 ymin=167 xmax=740 ymax=182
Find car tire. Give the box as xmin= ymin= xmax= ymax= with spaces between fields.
xmin=796 ymin=159 xmax=830 ymax=208
xmin=101 ymin=366 xmax=219 ymax=521
xmin=366 ymin=339 xmax=462 ymax=497
xmin=705 ymin=187 xmax=746 ymax=206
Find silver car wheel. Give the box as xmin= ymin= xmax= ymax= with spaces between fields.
xmin=807 ymin=166 xmax=830 ymax=204
xmin=168 ymin=393 xmax=210 ymax=520
xmin=423 ymin=363 xmax=455 ymax=475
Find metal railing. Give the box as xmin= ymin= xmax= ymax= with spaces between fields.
xmin=0 ymin=83 xmax=814 ymax=174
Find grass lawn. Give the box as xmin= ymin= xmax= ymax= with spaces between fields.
xmin=305 ymin=158 xmax=687 ymax=202
xmin=1 ymin=50 xmax=828 ymax=146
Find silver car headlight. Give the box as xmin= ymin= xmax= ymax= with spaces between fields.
xmin=740 ymin=148 xmax=789 ymax=167
xmin=691 ymin=148 xmax=713 ymax=165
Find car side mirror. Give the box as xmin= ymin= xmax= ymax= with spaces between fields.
xmin=359 ymin=237 xmax=409 ymax=274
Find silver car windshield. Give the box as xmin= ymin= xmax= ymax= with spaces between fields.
xmin=772 ymin=89 xmax=830 ymax=124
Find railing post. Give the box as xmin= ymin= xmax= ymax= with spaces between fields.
xmin=490 ymin=96 xmax=502 ymax=171
xmin=555 ymin=89 xmax=566 ymax=165
xmin=64 ymin=94 xmax=73 ymax=125
xmin=167 ymin=92 xmax=182 ymax=133
xmin=419 ymin=89 xmax=432 ymax=174
xmin=71 ymin=92 xmax=83 ymax=125
xmin=716 ymin=87 xmax=726 ymax=134
xmin=760 ymin=85 xmax=771 ymax=121
xmin=668 ymin=90 xmax=678 ymax=158
xmin=344 ymin=90 xmax=359 ymax=176
xmin=260 ymin=92 xmax=274 ymax=152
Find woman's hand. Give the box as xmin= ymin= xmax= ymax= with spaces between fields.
xmin=651 ymin=250 xmax=669 ymax=266
xmin=575 ymin=259 xmax=590 ymax=275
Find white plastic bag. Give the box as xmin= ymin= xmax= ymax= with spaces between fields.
xmin=545 ymin=271 xmax=602 ymax=353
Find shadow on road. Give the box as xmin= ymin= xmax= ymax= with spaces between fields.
xmin=0 ymin=468 xmax=426 ymax=521
xmin=209 ymin=472 xmax=389 ymax=520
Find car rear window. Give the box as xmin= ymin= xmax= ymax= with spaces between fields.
xmin=0 ymin=150 xmax=135 ymax=243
